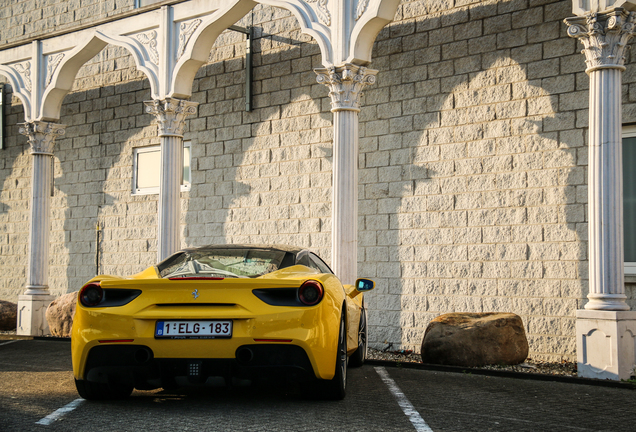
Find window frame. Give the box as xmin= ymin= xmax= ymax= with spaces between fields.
xmin=132 ymin=141 xmax=191 ymax=196
xmin=623 ymin=126 xmax=636 ymax=276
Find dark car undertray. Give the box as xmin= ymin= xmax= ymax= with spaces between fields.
xmin=83 ymin=344 xmax=316 ymax=390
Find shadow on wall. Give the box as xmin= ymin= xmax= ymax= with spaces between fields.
xmin=53 ymin=45 xmax=158 ymax=296
xmin=182 ymin=23 xmax=333 ymax=260
xmin=359 ymin=0 xmax=589 ymax=359
xmin=0 ymin=85 xmax=32 ymax=300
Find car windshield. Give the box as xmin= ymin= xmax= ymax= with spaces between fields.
xmin=157 ymin=248 xmax=289 ymax=279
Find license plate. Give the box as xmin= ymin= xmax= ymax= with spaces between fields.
xmin=155 ymin=320 xmax=232 ymax=339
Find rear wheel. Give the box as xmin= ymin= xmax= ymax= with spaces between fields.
xmin=349 ymin=303 xmax=367 ymax=368
xmin=315 ymin=310 xmax=347 ymax=400
xmin=75 ymin=379 xmax=133 ymax=400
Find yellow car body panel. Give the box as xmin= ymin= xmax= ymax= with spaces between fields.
xmin=71 ymin=264 xmax=361 ymax=382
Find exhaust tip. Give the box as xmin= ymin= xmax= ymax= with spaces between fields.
xmin=134 ymin=347 xmax=153 ymax=364
xmin=236 ymin=347 xmax=254 ymax=364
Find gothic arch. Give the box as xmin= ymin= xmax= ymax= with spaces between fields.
xmin=256 ymin=0 xmax=333 ymax=64
xmin=0 ymin=64 xmax=32 ymax=119
xmin=170 ymin=0 xmax=257 ymax=98
xmin=40 ymin=31 xmax=161 ymax=122
xmin=255 ymin=0 xmax=401 ymax=66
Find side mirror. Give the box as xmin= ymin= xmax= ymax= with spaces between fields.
xmin=355 ymin=278 xmax=375 ymax=292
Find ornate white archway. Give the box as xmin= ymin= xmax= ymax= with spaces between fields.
xmin=0 ymin=0 xmax=257 ymax=335
xmin=0 ymin=0 xmax=401 ymax=335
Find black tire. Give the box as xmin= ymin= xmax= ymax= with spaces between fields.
xmin=349 ymin=303 xmax=367 ymax=368
xmin=75 ymin=378 xmax=133 ymax=400
xmin=316 ymin=310 xmax=347 ymax=400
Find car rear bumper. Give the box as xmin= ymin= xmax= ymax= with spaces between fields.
xmin=72 ymin=306 xmax=340 ymax=382
xmin=82 ymin=343 xmax=316 ymax=390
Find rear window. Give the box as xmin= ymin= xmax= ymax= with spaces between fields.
xmin=157 ymin=248 xmax=289 ymax=279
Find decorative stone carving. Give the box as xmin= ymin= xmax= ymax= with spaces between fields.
xmin=144 ymin=98 xmax=198 ymax=137
xmin=315 ymin=64 xmax=378 ymax=112
xmin=18 ymin=121 xmax=67 ymax=155
xmin=14 ymin=61 xmax=32 ymax=92
xmin=177 ymin=19 xmax=202 ymax=60
xmin=356 ymin=0 xmax=370 ymax=20
xmin=306 ymin=0 xmax=331 ymax=26
xmin=136 ymin=30 xmax=159 ymax=65
xmin=45 ymin=53 xmax=65 ymax=87
xmin=565 ymin=8 xmax=636 ymax=72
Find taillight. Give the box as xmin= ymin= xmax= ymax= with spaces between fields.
xmin=298 ymin=280 xmax=324 ymax=306
xmin=79 ymin=282 xmax=103 ymax=307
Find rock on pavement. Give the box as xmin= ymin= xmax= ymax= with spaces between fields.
xmin=46 ymin=292 xmax=77 ymax=337
xmin=0 ymin=300 xmax=17 ymax=330
xmin=421 ymin=312 xmax=529 ymax=367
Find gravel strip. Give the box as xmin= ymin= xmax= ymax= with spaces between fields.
xmin=368 ymin=348 xmax=578 ymax=377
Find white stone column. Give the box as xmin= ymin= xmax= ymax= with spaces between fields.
xmin=587 ymin=65 xmax=629 ymax=311
xmin=315 ymin=64 xmax=377 ymax=285
xmin=144 ymin=98 xmax=197 ymax=262
xmin=17 ymin=121 xmax=66 ymax=336
xmin=566 ymin=8 xmax=636 ymax=380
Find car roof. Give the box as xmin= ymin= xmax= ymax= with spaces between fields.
xmin=180 ymin=244 xmax=305 ymax=254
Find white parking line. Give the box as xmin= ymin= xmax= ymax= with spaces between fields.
xmin=0 ymin=340 xmax=20 ymax=347
xmin=35 ymin=398 xmax=85 ymax=426
xmin=375 ymin=367 xmax=434 ymax=432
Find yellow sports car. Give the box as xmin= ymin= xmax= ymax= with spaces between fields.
xmin=71 ymin=244 xmax=374 ymax=400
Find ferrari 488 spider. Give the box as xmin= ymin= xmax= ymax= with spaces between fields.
xmin=71 ymin=244 xmax=374 ymax=400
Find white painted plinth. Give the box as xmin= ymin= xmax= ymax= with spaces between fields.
xmin=576 ymin=309 xmax=636 ymax=380
xmin=16 ymin=294 xmax=54 ymax=336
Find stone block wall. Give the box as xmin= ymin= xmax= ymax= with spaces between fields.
xmin=362 ymin=0 xmax=590 ymax=358
xmin=0 ymin=0 xmax=135 ymax=46
xmin=3 ymin=0 xmax=636 ymax=360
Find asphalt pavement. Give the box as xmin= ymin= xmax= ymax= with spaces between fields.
xmin=1 ymin=338 xmax=635 ymax=432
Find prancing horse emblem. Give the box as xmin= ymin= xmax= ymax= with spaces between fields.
xmin=192 ymin=289 xmax=199 ymax=299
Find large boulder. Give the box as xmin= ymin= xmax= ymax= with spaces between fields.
xmin=421 ymin=312 xmax=529 ymax=367
xmin=46 ymin=292 xmax=77 ymax=337
xmin=0 ymin=300 xmax=17 ymax=330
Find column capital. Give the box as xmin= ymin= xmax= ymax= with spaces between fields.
xmin=315 ymin=64 xmax=378 ymax=112
xmin=18 ymin=121 xmax=66 ymax=156
xmin=144 ymin=98 xmax=198 ymax=137
xmin=565 ymin=8 xmax=636 ymax=73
